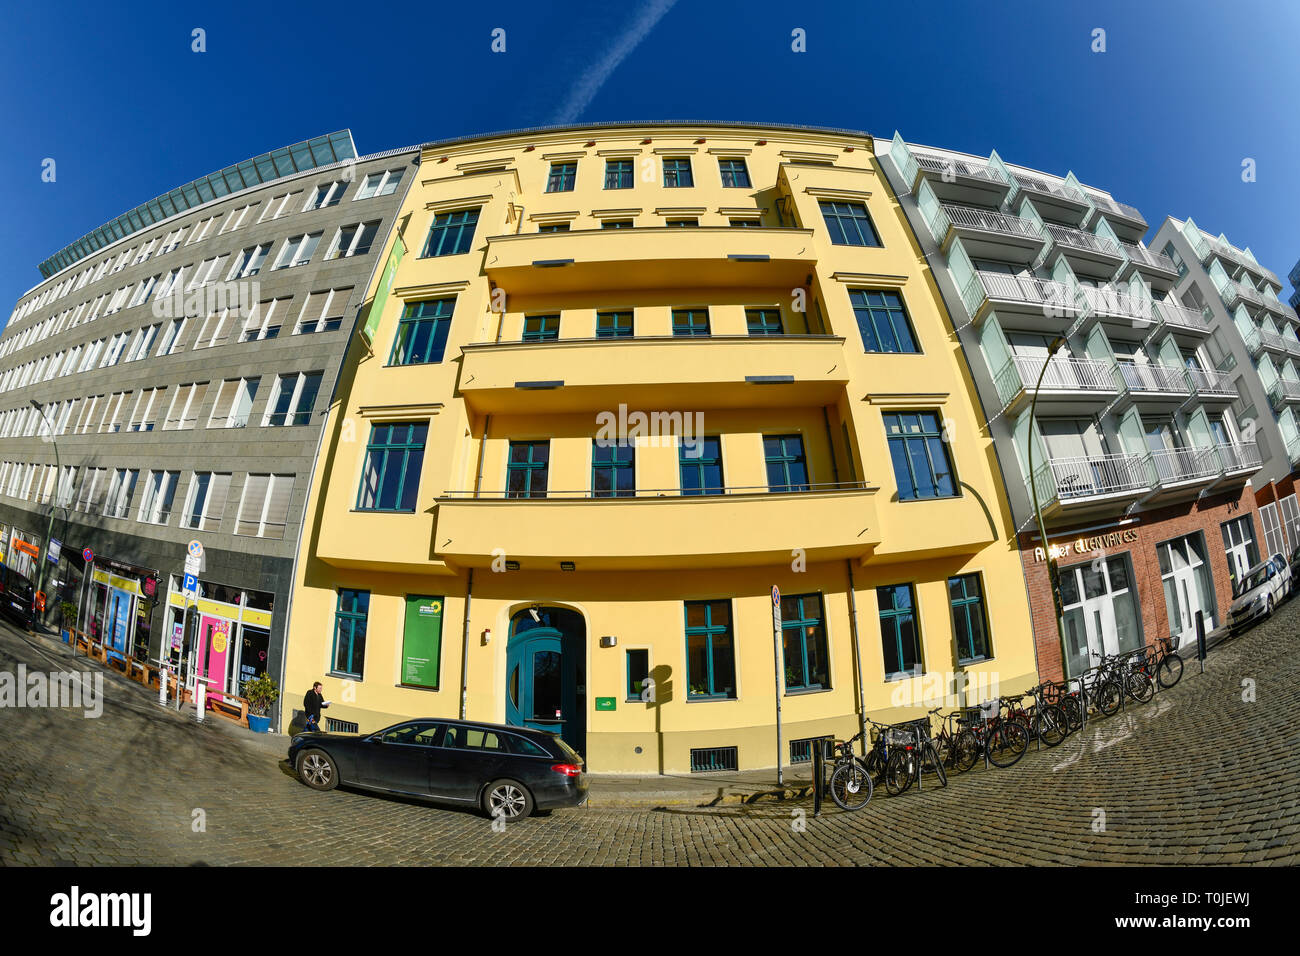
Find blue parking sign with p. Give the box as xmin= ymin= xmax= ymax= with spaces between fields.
xmin=183 ymin=573 xmax=198 ymax=594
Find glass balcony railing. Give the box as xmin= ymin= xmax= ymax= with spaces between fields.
xmin=1031 ymin=452 xmax=1148 ymax=508
xmin=914 ymin=151 xmax=1005 ymax=186
xmin=1269 ymin=379 xmax=1300 ymax=408
xmin=1012 ymin=172 xmax=1086 ymax=204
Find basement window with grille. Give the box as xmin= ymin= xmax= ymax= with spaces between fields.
xmin=326 ymin=718 xmax=359 ymax=734
xmin=789 ymin=735 xmax=834 ymax=764
xmin=689 ymin=746 xmax=738 ymax=773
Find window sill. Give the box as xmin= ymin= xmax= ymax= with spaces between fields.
xmin=957 ymin=655 xmax=994 ymax=667
xmin=397 ymin=683 xmax=440 ymax=692
xmin=352 ymin=508 xmax=419 ymax=515
xmin=897 ymin=493 xmax=962 ymax=503
xmin=884 ymin=671 xmax=924 ymax=683
xmin=327 ymin=671 xmax=362 ymax=682
xmin=784 ymin=685 xmax=831 ymax=697
xmin=686 ymin=694 xmax=737 ymax=702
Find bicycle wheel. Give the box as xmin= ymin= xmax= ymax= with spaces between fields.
xmin=1038 ymin=704 xmax=1069 ymax=747
xmin=923 ymin=741 xmax=948 ymax=788
xmin=1157 ymin=653 xmax=1183 ymax=688
xmin=952 ymin=730 xmax=980 ymax=773
xmin=1060 ymin=695 xmax=1083 ymax=732
xmin=862 ymin=748 xmax=887 ymax=785
xmin=884 ymin=748 xmax=914 ymax=796
xmin=829 ymin=760 xmax=874 ymax=811
xmin=1126 ymin=670 xmax=1154 ymax=703
xmin=986 ymin=721 xmax=1029 ymax=767
xmin=1095 ymin=680 xmax=1122 ymax=717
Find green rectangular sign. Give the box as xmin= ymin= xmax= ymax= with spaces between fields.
xmin=362 ymin=230 xmax=406 ymax=345
xmin=401 ymin=594 xmax=442 ymax=689
xmin=595 ymin=697 xmax=616 ymax=711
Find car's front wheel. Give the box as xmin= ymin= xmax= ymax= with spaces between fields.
xmin=483 ymin=779 xmax=534 ymax=820
xmin=297 ymin=748 xmax=339 ymax=791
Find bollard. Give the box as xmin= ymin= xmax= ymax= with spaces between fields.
xmin=1195 ymin=611 xmax=1207 ymax=674
xmin=194 ymin=679 xmax=206 ymax=723
xmin=813 ymin=740 xmax=824 ymax=817
xmin=157 ymin=666 xmax=168 ymax=707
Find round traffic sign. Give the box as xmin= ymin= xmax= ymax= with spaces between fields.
xmin=187 ymin=540 xmax=204 ymax=559
xmin=772 ymin=585 xmax=781 ymax=606
xmin=82 ymin=548 xmax=94 ymax=563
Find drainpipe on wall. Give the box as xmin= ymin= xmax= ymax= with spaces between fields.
xmin=845 ymin=559 xmax=868 ymax=753
xmin=459 ymin=569 xmax=474 ymax=720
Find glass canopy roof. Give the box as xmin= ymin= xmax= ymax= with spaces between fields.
xmin=37 ymin=130 xmax=357 ymax=279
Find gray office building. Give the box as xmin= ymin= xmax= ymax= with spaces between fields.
xmin=0 ymin=131 xmax=417 ymax=719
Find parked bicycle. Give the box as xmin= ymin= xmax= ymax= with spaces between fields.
xmin=1132 ymin=635 xmax=1184 ymax=689
xmin=1003 ymin=689 xmax=1070 ymax=748
xmin=883 ymin=716 xmax=947 ymax=795
xmin=957 ymin=700 xmax=1030 ymax=768
xmin=929 ymin=706 xmax=980 ymax=773
xmin=826 ymin=730 xmax=874 ymax=812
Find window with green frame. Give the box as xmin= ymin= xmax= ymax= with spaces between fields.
xmin=878 ymin=583 xmax=921 ymax=679
xmin=948 ymin=573 xmax=991 ymax=663
xmin=539 ymin=222 xmax=570 ymax=232
xmin=672 ymin=308 xmax=710 ymax=336
xmin=849 ymin=289 xmax=919 ymax=353
xmin=390 ymin=297 xmax=454 ymax=365
xmin=522 ymin=314 xmax=560 ymax=341
xmin=506 ymin=440 xmax=549 ymax=498
xmin=601 ymin=219 xmax=634 ymax=229
xmin=421 ymin=207 xmax=480 ymax=257
xmin=780 ymin=593 xmax=829 ymax=691
xmin=591 ymin=440 xmax=635 ymax=497
xmin=546 ymin=162 xmax=576 ymax=192
xmin=882 ymin=411 xmax=957 ymax=500
xmin=666 ymin=218 xmax=699 ymax=227
xmin=763 ymin=433 xmax=809 ymax=491
xmin=663 ymin=157 xmax=693 ymax=187
xmin=357 ymin=422 xmax=428 ymax=512
xmin=626 ymin=648 xmax=649 ymax=700
xmin=746 ymin=307 xmax=784 ymax=335
xmin=684 ymin=600 xmax=735 ymax=699
xmin=596 ymin=310 xmax=633 ymax=338
xmin=819 ymin=200 xmax=881 ymax=247
xmin=604 ymin=159 xmax=633 ymax=189
xmin=679 ymin=435 xmax=723 ymax=495
xmin=718 ymin=157 xmax=751 ymax=188
xmin=331 ymin=588 xmax=369 ymax=678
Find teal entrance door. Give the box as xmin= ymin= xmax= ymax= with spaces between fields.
xmin=506 ymin=628 xmax=566 ymax=736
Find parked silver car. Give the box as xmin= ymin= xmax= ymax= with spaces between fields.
xmin=1229 ymin=557 xmax=1291 ymax=632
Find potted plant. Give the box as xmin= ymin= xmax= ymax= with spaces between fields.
xmin=59 ymin=601 xmax=78 ymax=644
xmin=242 ymin=672 xmax=279 ymax=733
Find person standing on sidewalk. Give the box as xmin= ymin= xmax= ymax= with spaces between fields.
xmin=303 ymin=682 xmax=330 ymax=732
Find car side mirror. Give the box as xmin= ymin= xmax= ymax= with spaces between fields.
xmin=368 ymin=735 xmax=384 ymax=743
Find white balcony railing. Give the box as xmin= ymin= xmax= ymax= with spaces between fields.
xmin=1115 ymin=361 xmax=1191 ymax=396
xmin=1045 ymin=223 xmax=1123 ymax=258
xmin=1154 ymin=299 xmax=1210 ymax=333
xmin=959 ymin=269 xmax=1075 ymax=317
xmin=942 ymin=203 xmax=1044 ymax=242
xmin=1146 ymin=446 xmax=1219 ymax=486
xmin=1216 ymin=441 xmax=1263 ymax=473
xmin=913 ymin=151 xmax=1005 ymax=186
xmin=1013 ymin=172 xmax=1086 ymax=204
xmin=993 ymin=354 xmax=1115 ymax=407
xmin=1185 ymin=365 xmax=1238 ymax=398
xmin=1121 ymin=242 xmax=1177 ymax=273
xmin=1032 ymin=452 xmax=1148 ymax=506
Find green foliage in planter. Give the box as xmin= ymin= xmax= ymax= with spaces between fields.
xmin=242 ymin=672 xmax=280 ymax=717
xmin=59 ymin=601 xmax=78 ymax=630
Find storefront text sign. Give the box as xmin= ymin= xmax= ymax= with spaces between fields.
xmin=1033 ymin=528 xmax=1138 ymax=562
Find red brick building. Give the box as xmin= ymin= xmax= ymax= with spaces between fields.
xmin=1018 ymin=483 xmax=1262 ymax=682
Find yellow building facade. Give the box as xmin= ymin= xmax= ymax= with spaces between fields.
xmin=282 ymin=122 xmax=1040 ymax=773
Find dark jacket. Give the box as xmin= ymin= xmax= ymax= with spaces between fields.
xmin=304 ymin=689 xmax=326 ymax=721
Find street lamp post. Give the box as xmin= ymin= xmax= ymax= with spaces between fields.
xmin=1025 ymin=338 xmax=1069 ymax=677
xmin=29 ymin=400 xmax=61 ymax=632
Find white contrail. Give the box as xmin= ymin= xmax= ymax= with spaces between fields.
xmin=552 ymin=0 xmax=679 ymax=124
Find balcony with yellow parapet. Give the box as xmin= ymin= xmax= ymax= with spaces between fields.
xmin=457 ymin=334 xmax=849 ymax=413
xmin=432 ymin=482 xmax=881 ymax=571
xmin=482 ymin=225 xmax=818 ymax=295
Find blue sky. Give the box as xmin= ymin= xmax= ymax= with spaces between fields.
xmin=2 ymin=0 xmax=1298 ymax=316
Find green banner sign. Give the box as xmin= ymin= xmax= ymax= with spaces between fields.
xmin=595 ymin=697 xmax=616 ymax=711
xmin=362 ymin=230 xmax=406 ymax=345
xmin=401 ymin=595 xmax=443 ymax=689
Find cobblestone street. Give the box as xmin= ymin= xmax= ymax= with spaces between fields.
xmin=2 ymin=602 xmax=1298 ymax=866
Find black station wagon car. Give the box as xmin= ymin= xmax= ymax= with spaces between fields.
xmin=288 ymin=718 xmax=588 ymax=819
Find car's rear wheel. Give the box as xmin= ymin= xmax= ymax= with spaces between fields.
xmin=296 ymin=749 xmax=338 ymax=791
xmin=483 ymin=779 xmax=534 ymax=820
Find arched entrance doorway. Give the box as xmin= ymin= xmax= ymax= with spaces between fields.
xmin=505 ymin=606 xmax=586 ymax=758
